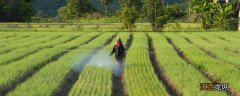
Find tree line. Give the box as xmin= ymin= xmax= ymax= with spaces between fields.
xmin=0 ymin=0 xmax=239 ymax=31
xmin=0 ymin=0 xmax=34 ymax=22
xmin=58 ymin=0 xmax=185 ymax=31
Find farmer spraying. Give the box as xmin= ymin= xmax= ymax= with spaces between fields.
xmin=110 ymin=38 xmax=126 ymax=77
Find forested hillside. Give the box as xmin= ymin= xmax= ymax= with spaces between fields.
xmin=33 ymin=0 xmax=183 ymax=16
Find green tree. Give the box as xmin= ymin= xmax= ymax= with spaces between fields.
xmin=120 ymin=0 xmax=139 ymax=31
xmin=66 ymin=0 xmax=95 ymax=18
xmin=193 ymin=0 xmax=236 ymax=30
xmin=101 ymin=0 xmax=113 ymax=17
xmin=144 ymin=0 xmax=169 ymax=31
xmin=193 ymin=0 xmax=215 ymax=30
xmin=67 ymin=0 xmax=81 ymax=18
xmin=120 ymin=7 xmax=138 ymax=30
xmin=0 ymin=0 xmax=8 ymax=21
xmin=58 ymin=6 xmax=68 ymax=20
xmin=215 ymin=3 xmax=235 ymax=29
xmin=167 ymin=3 xmax=186 ymax=20
xmin=1 ymin=0 xmax=34 ymax=22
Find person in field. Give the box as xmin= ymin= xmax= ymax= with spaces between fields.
xmin=110 ymin=38 xmax=126 ymax=77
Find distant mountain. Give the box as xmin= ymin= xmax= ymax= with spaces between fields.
xmin=33 ymin=0 xmax=66 ymax=16
xmin=33 ymin=0 xmax=184 ymax=16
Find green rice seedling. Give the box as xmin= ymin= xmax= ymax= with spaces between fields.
xmin=0 ymin=34 xmax=83 ymax=66
xmin=149 ymin=32 xmax=226 ymax=96
xmin=124 ymin=33 xmax=169 ymax=96
xmin=0 ymin=33 xmax=99 ymax=93
xmin=69 ymin=33 xmax=130 ymax=96
xmin=165 ymin=33 xmax=240 ymax=93
xmin=179 ymin=33 xmax=240 ymax=67
xmin=7 ymin=33 xmax=115 ymax=96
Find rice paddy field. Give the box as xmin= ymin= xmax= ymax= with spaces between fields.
xmin=0 ymin=27 xmax=240 ymax=96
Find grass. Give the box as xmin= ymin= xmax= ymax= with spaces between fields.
xmin=0 ymin=31 xmax=239 ymax=95
xmin=165 ymin=33 xmax=240 ymax=94
xmin=179 ymin=33 xmax=240 ymax=67
xmin=124 ymin=33 xmax=169 ymax=96
xmin=7 ymin=33 xmax=115 ymax=96
xmin=69 ymin=33 xmax=130 ymax=96
xmin=149 ymin=33 xmax=226 ymax=96
xmin=0 ymin=23 xmax=206 ymax=32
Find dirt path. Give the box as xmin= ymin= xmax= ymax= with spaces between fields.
xmin=146 ymin=34 xmax=182 ymax=96
xmin=111 ymin=33 xmax=133 ymax=96
xmin=53 ymin=33 xmax=117 ymax=96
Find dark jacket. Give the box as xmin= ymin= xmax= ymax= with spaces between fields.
xmin=110 ymin=41 xmax=126 ymax=60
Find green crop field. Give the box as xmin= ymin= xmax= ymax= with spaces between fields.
xmin=0 ymin=31 xmax=240 ymax=96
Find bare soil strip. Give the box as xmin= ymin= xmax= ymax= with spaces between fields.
xmin=217 ymin=36 xmax=231 ymax=42
xmin=198 ymin=36 xmax=214 ymax=44
xmin=0 ymin=35 xmax=62 ymax=55
xmin=225 ymin=48 xmax=240 ymax=55
xmin=183 ymin=37 xmax=240 ymax=71
xmin=53 ymin=33 xmax=117 ymax=96
xmin=1 ymin=35 xmax=78 ymax=66
xmin=164 ymin=35 xmax=239 ymax=96
xmin=111 ymin=33 xmax=133 ymax=96
xmin=0 ymin=34 xmax=101 ymax=96
xmin=0 ymin=35 xmax=31 ymax=46
xmin=0 ymin=35 xmax=47 ymax=55
xmin=146 ymin=34 xmax=183 ymax=96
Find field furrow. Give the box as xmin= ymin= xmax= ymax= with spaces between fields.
xmin=194 ymin=33 xmax=240 ymax=51
xmin=146 ymin=33 xmax=182 ymax=96
xmin=111 ymin=33 xmax=132 ymax=96
xmin=0 ymin=34 xmax=49 ymax=54
xmin=6 ymin=33 xmax=116 ymax=96
xmin=179 ymin=33 xmax=240 ymax=69
xmin=164 ymin=33 xmax=240 ymax=95
xmin=0 ymin=33 xmax=86 ymax=66
xmin=0 ymin=33 xmax=19 ymax=39
xmin=148 ymin=33 xmax=227 ymax=96
xmin=0 ymin=34 xmax=30 ymax=45
xmin=209 ymin=33 xmax=240 ymax=44
xmin=0 ymin=31 xmax=239 ymax=95
xmin=124 ymin=33 xmax=169 ymax=96
xmin=68 ymin=33 xmax=130 ymax=96
xmin=0 ymin=34 xmax=37 ymax=48
xmin=54 ymin=32 xmax=117 ymax=96
xmin=0 ymin=33 xmax=100 ymax=96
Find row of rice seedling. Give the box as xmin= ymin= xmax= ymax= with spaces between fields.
xmin=0 ymin=34 xmax=49 ymax=54
xmin=179 ymin=33 xmax=240 ymax=67
xmin=0 ymin=33 xmax=31 ymax=43
xmin=0 ymin=48 xmax=64 ymax=95
xmin=0 ymin=32 xmax=76 ymax=51
xmin=53 ymin=33 xmax=96 ymax=49
xmin=165 ymin=33 xmax=240 ymax=94
xmin=0 ymin=32 xmax=100 ymax=93
xmin=196 ymin=32 xmax=240 ymax=55
xmin=0 ymin=33 xmax=42 ymax=48
xmin=0 ymin=33 xmax=85 ymax=66
xmin=149 ymin=33 xmax=226 ymax=96
xmin=208 ymin=32 xmax=240 ymax=43
xmin=193 ymin=33 xmax=240 ymax=50
xmin=124 ymin=33 xmax=169 ymax=96
xmin=0 ymin=33 xmax=20 ymax=38
xmin=7 ymin=33 xmax=115 ymax=96
xmin=68 ymin=33 xmax=130 ymax=96
xmin=0 ymin=34 xmax=45 ymax=47
xmin=0 ymin=32 xmax=45 ymax=40
xmin=202 ymin=33 xmax=240 ymax=53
